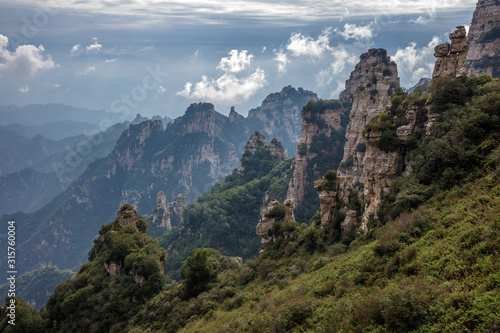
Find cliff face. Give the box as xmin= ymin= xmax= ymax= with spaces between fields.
xmin=337 ymin=49 xmax=399 ymax=204
xmin=238 ymin=132 xmax=287 ymax=173
xmin=286 ymin=100 xmax=345 ymax=221
xmin=151 ymin=191 xmax=187 ymax=229
xmin=247 ymin=86 xmax=318 ymax=156
xmin=432 ymin=26 xmax=468 ymax=79
xmin=467 ymin=0 xmax=500 ymax=77
xmin=256 ymin=199 xmax=295 ymax=250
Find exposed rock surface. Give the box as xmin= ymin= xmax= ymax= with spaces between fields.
xmin=221 ymin=256 xmax=243 ymax=270
xmin=286 ymin=101 xmax=344 ymax=209
xmin=337 ymin=49 xmax=399 ymax=205
xmin=238 ymin=132 xmax=287 ymax=173
xmin=256 ymin=199 xmax=295 ymax=250
xmin=467 ymin=0 xmax=500 ymax=77
xmin=314 ymin=177 xmax=337 ymax=228
xmin=152 ymin=190 xmax=171 ymax=229
xmin=247 ymin=86 xmax=318 ymax=155
xmin=116 ymin=204 xmax=139 ymax=228
xmin=432 ymin=26 xmax=469 ymax=79
xmin=104 ymin=261 xmax=122 ymax=277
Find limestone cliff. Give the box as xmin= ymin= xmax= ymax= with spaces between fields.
xmin=256 ymin=199 xmax=295 ymax=250
xmin=467 ymin=0 xmax=500 ymax=77
xmin=247 ymin=86 xmax=318 ymax=155
xmin=337 ymin=49 xmax=399 ymax=205
xmin=151 ymin=191 xmax=187 ymax=229
xmin=239 ymin=132 xmax=287 ymax=173
xmin=286 ymin=99 xmax=345 ymax=220
xmin=432 ymin=26 xmax=468 ymax=79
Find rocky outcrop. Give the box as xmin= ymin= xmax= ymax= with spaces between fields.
xmin=256 ymin=199 xmax=295 ymax=250
xmin=220 ymin=256 xmax=243 ymax=270
xmin=286 ymin=100 xmax=344 ymax=210
xmin=116 ymin=204 xmax=139 ymax=228
xmin=152 ymin=191 xmax=171 ymax=229
xmin=314 ymin=177 xmax=337 ymax=228
xmin=337 ymin=49 xmax=399 ymax=205
xmin=247 ymin=86 xmax=318 ymax=155
xmin=238 ymin=132 xmax=287 ymax=173
xmin=104 ymin=261 xmax=122 ymax=277
xmin=467 ymin=0 xmax=500 ymax=77
xmin=432 ymin=26 xmax=469 ymax=79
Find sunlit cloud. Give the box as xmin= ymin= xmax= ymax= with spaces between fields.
xmin=393 ymin=36 xmax=440 ymax=83
xmin=19 ymin=85 xmax=29 ymax=93
xmin=217 ymin=49 xmax=253 ymax=73
xmin=0 ymin=34 xmax=55 ymax=78
xmin=335 ymin=23 xmax=374 ymax=40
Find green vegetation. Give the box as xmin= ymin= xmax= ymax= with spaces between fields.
xmin=478 ymin=26 xmax=500 ymax=43
xmin=383 ymin=68 xmax=393 ymax=76
xmin=158 ymin=152 xmax=293 ymax=281
xmin=0 ymin=266 xmax=75 ymax=310
xmin=0 ymin=297 xmax=44 ymax=333
xmin=316 ymin=170 xmax=337 ymax=191
xmin=42 ymin=205 xmax=166 ymax=332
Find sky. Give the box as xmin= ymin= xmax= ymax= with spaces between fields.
xmin=0 ymin=0 xmax=478 ymax=119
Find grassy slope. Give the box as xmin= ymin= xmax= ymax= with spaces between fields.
xmin=178 ymin=172 xmax=499 ymax=332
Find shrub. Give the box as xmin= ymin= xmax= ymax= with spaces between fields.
xmin=383 ymin=68 xmax=393 ymax=76
xmin=265 ymin=203 xmax=288 ymax=221
xmin=181 ymin=248 xmax=222 ymax=298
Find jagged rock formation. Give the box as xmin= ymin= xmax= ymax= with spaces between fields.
xmin=467 ymin=0 xmax=500 ymax=77
xmin=337 ymin=49 xmax=399 ymax=205
xmin=314 ymin=177 xmax=337 ymax=228
xmin=220 ymin=256 xmax=243 ymax=270
xmin=238 ymin=132 xmax=287 ymax=173
xmin=286 ymin=100 xmax=344 ymax=213
xmin=432 ymin=26 xmax=469 ymax=79
xmin=256 ymin=199 xmax=295 ymax=250
xmin=152 ymin=191 xmax=172 ymax=229
xmin=116 ymin=203 xmax=140 ymax=228
xmin=151 ymin=191 xmax=187 ymax=229
xmin=247 ymin=85 xmax=318 ymax=155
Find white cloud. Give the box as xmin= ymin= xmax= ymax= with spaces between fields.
xmin=0 ymin=34 xmax=55 ymax=78
xmin=157 ymin=85 xmax=166 ymax=94
xmin=393 ymin=36 xmax=440 ymax=82
xmin=216 ymin=49 xmax=253 ymax=73
xmin=274 ymin=49 xmax=289 ymax=73
xmin=138 ymin=45 xmax=155 ymax=52
xmin=105 ymin=59 xmax=117 ymax=63
xmin=410 ymin=14 xmax=436 ymax=25
xmin=261 ymin=46 xmax=267 ymax=53
xmin=335 ymin=23 xmax=374 ymax=40
xmin=177 ymin=68 xmax=267 ymax=104
xmin=19 ymin=85 xmax=29 ymax=93
xmin=84 ymin=65 xmax=96 ymax=75
xmin=329 ymin=80 xmax=346 ymax=99
xmin=286 ymin=28 xmax=332 ymax=58
xmin=86 ymin=41 xmax=102 ymax=53
xmin=316 ymin=47 xmax=357 ymax=86
xmin=71 ymin=44 xmax=81 ymax=55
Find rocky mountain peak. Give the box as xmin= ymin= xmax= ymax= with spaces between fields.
xmin=239 ymin=132 xmax=287 ymax=173
xmin=116 ymin=203 xmax=140 ymax=228
xmin=178 ymin=102 xmax=217 ymax=136
xmin=467 ymin=0 xmax=500 ymax=77
xmin=432 ymin=26 xmax=468 ymax=79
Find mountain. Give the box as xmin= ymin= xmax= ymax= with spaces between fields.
xmin=467 ymin=0 xmax=500 ymax=77
xmin=0 ymin=266 xmax=74 ymax=310
xmin=407 ymin=78 xmax=431 ymax=93
xmin=0 ymin=121 xmax=100 ymax=141
xmin=0 ymin=87 xmax=315 ymax=277
xmin=0 ymin=103 xmax=130 ymax=126
xmin=0 ymin=122 xmax=130 ymax=216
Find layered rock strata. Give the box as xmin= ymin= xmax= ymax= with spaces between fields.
xmin=432 ymin=26 xmax=469 ymax=79
xmin=467 ymin=0 xmax=500 ymax=77
xmin=336 ymin=49 xmax=399 ymax=207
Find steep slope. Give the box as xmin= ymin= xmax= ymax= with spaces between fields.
xmin=126 ymin=74 xmax=500 ymax=333
xmin=0 ymin=86 xmax=313 ymax=277
xmin=286 ymin=99 xmax=349 ymax=222
xmin=0 ymin=122 xmax=129 ymax=215
xmin=158 ymin=133 xmax=292 ymax=281
xmin=467 ymin=0 xmax=500 ymax=77
xmin=246 ymin=85 xmax=318 ymax=155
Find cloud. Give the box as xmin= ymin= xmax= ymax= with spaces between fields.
xmin=316 ymin=47 xmax=357 ymax=86
xmin=335 ymin=23 xmax=374 ymax=40
xmin=71 ymin=44 xmax=81 ymax=55
xmin=410 ymin=14 xmax=436 ymax=25
xmin=286 ymin=28 xmax=332 ymax=58
xmin=0 ymin=34 xmax=56 ymax=78
xmin=105 ymin=59 xmax=117 ymax=63
xmin=274 ymin=49 xmax=289 ymax=73
xmin=138 ymin=45 xmax=155 ymax=52
xmin=84 ymin=65 xmax=96 ymax=75
xmin=261 ymin=46 xmax=267 ymax=53
xmin=216 ymin=49 xmax=253 ymax=73
xmin=86 ymin=41 xmax=102 ymax=53
xmin=393 ymin=36 xmax=440 ymax=82
xmin=19 ymin=85 xmax=29 ymax=93
xmin=177 ymin=68 xmax=267 ymax=104
xmin=157 ymin=85 xmax=166 ymax=94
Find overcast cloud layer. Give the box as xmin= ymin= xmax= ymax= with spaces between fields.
xmin=0 ymin=0 xmax=478 ymax=118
